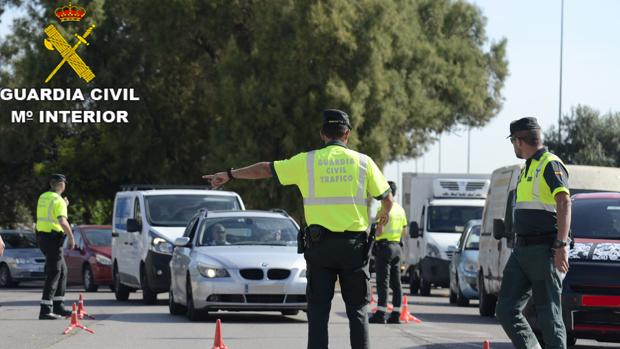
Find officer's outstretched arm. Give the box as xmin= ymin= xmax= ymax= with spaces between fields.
xmin=202 ymin=162 xmax=272 ymax=189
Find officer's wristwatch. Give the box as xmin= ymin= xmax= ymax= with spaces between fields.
xmin=552 ymin=238 xmax=570 ymax=249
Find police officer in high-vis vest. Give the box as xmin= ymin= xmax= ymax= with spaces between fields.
xmin=369 ymin=181 xmax=406 ymax=324
xmin=36 ymin=174 xmax=76 ymax=320
xmin=495 ymin=117 xmax=571 ymax=349
xmin=203 ymin=109 xmax=393 ymax=349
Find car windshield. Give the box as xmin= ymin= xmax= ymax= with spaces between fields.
xmin=84 ymin=229 xmax=112 ymax=247
xmin=427 ymin=206 xmax=483 ymax=233
xmin=145 ymin=195 xmax=241 ymax=227
xmin=0 ymin=231 xmax=37 ymax=249
xmin=464 ymin=225 xmax=481 ymax=250
xmin=571 ymin=198 xmax=620 ymax=239
xmin=197 ymin=216 xmax=298 ymax=247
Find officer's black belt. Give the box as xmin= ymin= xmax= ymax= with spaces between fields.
xmin=515 ymin=235 xmax=555 ymax=247
xmin=376 ymin=240 xmax=400 ymax=245
xmin=325 ymin=231 xmax=366 ymax=239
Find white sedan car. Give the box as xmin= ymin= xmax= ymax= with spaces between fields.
xmin=169 ymin=209 xmax=307 ymax=321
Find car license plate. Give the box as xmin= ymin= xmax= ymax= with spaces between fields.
xmin=30 ymin=266 xmax=44 ymax=272
xmin=245 ymin=284 xmax=284 ymax=294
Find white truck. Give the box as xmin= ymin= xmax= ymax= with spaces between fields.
xmin=402 ymin=173 xmax=490 ymax=296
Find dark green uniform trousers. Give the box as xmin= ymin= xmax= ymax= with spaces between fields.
xmin=304 ymin=233 xmax=370 ymax=349
xmin=496 ymin=244 xmax=566 ymax=349
xmin=374 ymin=241 xmax=402 ymax=310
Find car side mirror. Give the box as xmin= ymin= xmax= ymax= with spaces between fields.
xmin=409 ymin=221 xmax=421 ymax=238
xmin=126 ymin=218 xmax=141 ymax=233
xmin=493 ymin=218 xmax=506 ymax=240
xmin=174 ymin=237 xmax=191 ymax=247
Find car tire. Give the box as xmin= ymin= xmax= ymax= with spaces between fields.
xmin=449 ymin=289 xmax=457 ymax=304
xmin=114 ymin=264 xmax=131 ymax=301
xmin=419 ymin=271 xmax=431 ymax=296
xmin=186 ymin=277 xmax=205 ymax=321
xmin=281 ymin=310 xmax=299 ymax=316
xmin=478 ymin=271 xmax=496 ymax=317
xmin=141 ymin=267 xmax=158 ymax=305
xmin=456 ymin=280 xmax=470 ymax=307
xmin=409 ymin=267 xmax=420 ymax=295
xmin=83 ymin=265 xmax=99 ymax=292
xmin=0 ymin=264 xmax=15 ymax=288
xmin=567 ymin=334 xmax=576 ymax=347
xmin=168 ymin=290 xmax=186 ymax=315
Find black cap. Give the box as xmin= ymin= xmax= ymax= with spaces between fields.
xmin=388 ymin=181 xmax=397 ymax=196
xmin=322 ymin=109 xmax=352 ymax=129
xmin=508 ymin=117 xmax=541 ymax=138
xmin=49 ymin=174 xmax=67 ymax=184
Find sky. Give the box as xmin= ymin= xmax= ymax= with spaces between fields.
xmin=2 ymin=1 xmax=620 ymax=201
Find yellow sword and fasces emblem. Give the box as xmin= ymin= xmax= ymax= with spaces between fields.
xmin=43 ymin=24 xmax=95 ymax=83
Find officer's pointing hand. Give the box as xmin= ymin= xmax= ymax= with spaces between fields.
xmin=202 ymin=172 xmax=229 ymax=189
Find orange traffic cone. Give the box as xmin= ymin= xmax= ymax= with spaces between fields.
xmin=399 ymin=295 xmax=422 ymax=324
xmin=63 ymin=303 xmax=95 ymax=335
xmin=212 ymin=319 xmax=228 ymax=349
xmin=483 ymin=340 xmax=491 ymax=349
xmin=77 ymin=293 xmax=94 ymax=320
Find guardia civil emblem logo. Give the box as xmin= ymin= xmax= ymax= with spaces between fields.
xmin=43 ymin=2 xmax=95 ymax=83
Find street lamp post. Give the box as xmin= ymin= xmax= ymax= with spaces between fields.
xmin=558 ymin=0 xmax=565 ymax=144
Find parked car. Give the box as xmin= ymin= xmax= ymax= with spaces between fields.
xmin=0 ymin=230 xmax=45 ymax=287
xmin=64 ymin=225 xmax=113 ymax=292
xmin=112 ymin=186 xmax=245 ymax=304
xmin=526 ymin=193 xmax=620 ymax=346
xmin=169 ymin=209 xmax=307 ymax=321
xmin=449 ymin=219 xmax=481 ymax=306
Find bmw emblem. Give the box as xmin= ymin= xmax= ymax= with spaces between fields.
xmin=261 ymin=262 xmax=269 ymax=267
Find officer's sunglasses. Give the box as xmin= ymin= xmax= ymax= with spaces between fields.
xmin=509 ymin=136 xmax=523 ymax=143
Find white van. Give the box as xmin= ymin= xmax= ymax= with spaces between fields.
xmin=478 ymin=165 xmax=620 ymax=316
xmin=112 ymin=186 xmax=244 ymax=304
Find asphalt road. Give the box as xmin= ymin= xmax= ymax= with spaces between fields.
xmin=1 ymin=282 xmax=618 ymax=349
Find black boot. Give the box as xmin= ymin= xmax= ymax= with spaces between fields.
xmin=39 ymin=304 xmax=63 ymax=320
xmin=387 ymin=311 xmax=402 ymax=324
xmin=53 ymin=301 xmax=72 ymax=317
xmin=368 ymin=310 xmax=386 ymax=324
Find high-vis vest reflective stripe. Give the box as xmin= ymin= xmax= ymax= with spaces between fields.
xmin=302 ymin=147 xmax=372 ymax=232
xmin=515 ymin=151 xmax=567 ymax=213
xmin=377 ymin=202 xmax=407 ymax=242
xmin=36 ymin=192 xmax=64 ymax=233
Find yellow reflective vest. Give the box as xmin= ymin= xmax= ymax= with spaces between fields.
xmin=273 ymin=143 xmax=390 ymax=232
xmin=36 ymin=191 xmax=68 ymax=233
xmin=376 ymin=202 xmax=407 ymax=242
xmin=516 ymin=150 xmax=569 ymax=213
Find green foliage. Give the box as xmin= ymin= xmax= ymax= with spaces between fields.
xmin=545 ymin=105 xmax=620 ymax=166
xmin=0 ymin=0 xmax=507 ymax=224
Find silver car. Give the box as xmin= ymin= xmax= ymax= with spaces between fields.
xmin=169 ymin=210 xmax=307 ymax=321
xmin=0 ymin=230 xmax=46 ymax=287
xmin=449 ymin=219 xmax=481 ymax=306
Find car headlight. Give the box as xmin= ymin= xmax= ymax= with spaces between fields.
xmin=95 ymin=254 xmax=112 ymax=265
xmin=300 ymin=269 xmax=307 ymax=278
xmin=15 ymin=257 xmax=34 ymax=264
xmin=197 ymin=264 xmax=230 ymax=278
xmin=152 ymin=237 xmax=174 ymax=255
xmin=426 ymin=243 xmax=440 ymax=258
xmin=463 ymin=262 xmax=477 ymax=273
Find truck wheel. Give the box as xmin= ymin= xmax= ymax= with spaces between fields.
xmin=141 ymin=267 xmax=158 ymax=305
xmin=409 ymin=268 xmax=420 ymax=295
xmin=420 ymin=273 xmax=431 ymax=296
xmin=114 ymin=264 xmax=131 ymax=301
xmin=478 ymin=272 xmax=496 ymax=316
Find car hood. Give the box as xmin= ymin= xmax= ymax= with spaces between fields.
xmin=2 ymin=248 xmax=44 ymax=259
xmin=192 ymin=245 xmax=305 ymax=270
xmin=89 ymin=246 xmax=111 ymax=257
xmin=150 ymin=226 xmax=186 ymax=241
xmin=570 ymin=238 xmax=620 ymax=262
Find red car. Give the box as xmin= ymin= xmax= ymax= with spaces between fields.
xmin=64 ymin=225 xmax=113 ymax=292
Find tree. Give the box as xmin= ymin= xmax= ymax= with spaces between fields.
xmin=545 ymin=105 xmax=620 ymax=167
xmin=0 ymin=0 xmax=508 ymax=224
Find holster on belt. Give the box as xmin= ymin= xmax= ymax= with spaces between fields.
xmin=362 ymin=228 xmax=376 ymax=266
xmin=306 ymin=225 xmax=325 ymax=247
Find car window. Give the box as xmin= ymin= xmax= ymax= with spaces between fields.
xmin=464 ymin=225 xmax=481 ymax=250
xmin=0 ymin=231 xmax=37 ymax=249
xmin=572 ymin=198 xmax=620 ymax=239
xmin=145 ymin=195 xmax=241 ymax=227
xmin=427 ymin=206 xmax=483 ymax=233
xmin=83 ymin=229 xmax=112 ymax=247
xmin=197 ymin=217 xmax=298 ymax=246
